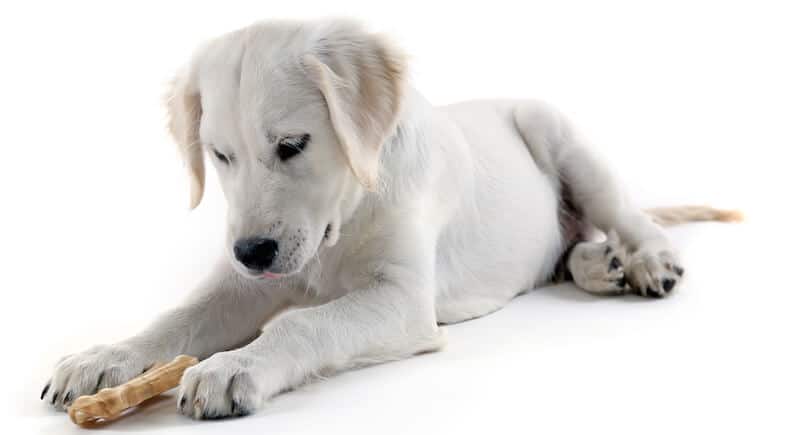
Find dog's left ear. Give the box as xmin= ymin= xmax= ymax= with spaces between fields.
xmin=303 ymin=29 xmax=407 ymax=191
xmin=165 ymin=68 xmax=205 ymax=209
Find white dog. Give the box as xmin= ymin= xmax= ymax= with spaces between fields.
xmin=42 ymin=19 xmax=740 ymax=419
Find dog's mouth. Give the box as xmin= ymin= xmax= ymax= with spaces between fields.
xmin=236 ymin=267 xmax=288 ymax=281
xmin=233 ymin=266 xmax=281 ymax=280
xmin=234 ymin=221 xmax=338 ymax=281
xmin=261 ymin=271 xmax=284 ymax=279
xmin=321 ymin=220 xmax=340 ymax=248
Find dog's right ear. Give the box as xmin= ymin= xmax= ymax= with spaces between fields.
xmin=165 ymin=68 xmax=204 ymax=209
xmin=302 ymin=25 xmax=407 ymax=192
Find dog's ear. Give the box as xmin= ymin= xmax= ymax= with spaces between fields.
xmin=302 ymin=28 xmax=407 ymax=191
xmin=165 ymin=68 xmax=204 ymax=209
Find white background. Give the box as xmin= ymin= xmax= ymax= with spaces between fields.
xmin=1 ymin=1 xmax=798 ymax=434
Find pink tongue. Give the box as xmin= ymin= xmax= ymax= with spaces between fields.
xmin=263 ymin=272 xmax=281 ymax=279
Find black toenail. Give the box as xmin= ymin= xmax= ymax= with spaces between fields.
xmin=662 ymin=278 xmax=676 ymax=292
xmin=40 ymin=383 xmax=50 ymax=400
xmin=646 ymin=287 xmax=662 ymax=298
xmin=609 ymin=257 xmax=621 ymax=271
xmin=179 ymin=396 xmax=187 ymax=409
xmin=232 ymin=400 xmax=250 ymax=417
xmin=51 ymin=392 xmax=59 ymax=405
xmin=616 ymin=278 xmax=627 ymax=288
xmin=202 ymin=411 xmax=222 ymax=420
xmin=604 ymin=246 xmax=612 ymax=255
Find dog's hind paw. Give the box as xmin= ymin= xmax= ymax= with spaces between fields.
xmin=625 ymin=248 xmax=684 ymax=297
xmin=567 ymin=231 xmax=628 ymax=295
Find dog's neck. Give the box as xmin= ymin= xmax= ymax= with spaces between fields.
xmin=318 ymin=89 xmax=438 ymax=234
xmin=303 ymin=87 xmax=469 ymax=299
xmin=375 ymin=88 xmax=438 ymax=202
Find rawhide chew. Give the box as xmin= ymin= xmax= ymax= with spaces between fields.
xmin=68 ymin=354 xmax=198 ymax=426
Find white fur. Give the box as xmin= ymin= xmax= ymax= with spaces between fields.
xmin=43 ymin=19 xmax=683 ymax=418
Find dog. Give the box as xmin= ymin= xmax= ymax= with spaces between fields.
xmin=41 ymin=19 xmax=740 ymax=419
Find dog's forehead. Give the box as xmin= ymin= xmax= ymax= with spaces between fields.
xmin=195 ymin=25 xmax=322 ymax=135
xmin=193 ymin=29 xmax=247 ymax=137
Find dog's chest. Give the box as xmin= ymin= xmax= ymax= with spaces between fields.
xmin=299 ymin=238 xmax=378 ymax=303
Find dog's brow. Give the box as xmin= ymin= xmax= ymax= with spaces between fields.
xmin=259 ymin=100 xmax=325 ymax=137
xmin=261 ymin=109 xmax=304 ymax=137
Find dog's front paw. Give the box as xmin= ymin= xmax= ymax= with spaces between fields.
xmin=177 ymin=352 xmax=265 ymax=420
xmin=41 ymin=344 xmax=152 ymax=411
xmin=625 ymin=248 xmax=684 ymax=298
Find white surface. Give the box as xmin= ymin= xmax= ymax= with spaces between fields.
xmin=2 ymin=1 xmax=798 ymax=434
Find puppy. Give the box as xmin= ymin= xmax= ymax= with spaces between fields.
xmin=41 ymin=19 xmax=739 ymax=419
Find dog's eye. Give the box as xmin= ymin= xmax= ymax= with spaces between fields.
xmin=212 ymin=149 xmax=231 ymax=165
xmin=277 ymin=134 xmax=310 ymax=161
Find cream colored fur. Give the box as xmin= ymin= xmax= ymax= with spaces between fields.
xmin=42 ymin=19 xmax=740 ymax=420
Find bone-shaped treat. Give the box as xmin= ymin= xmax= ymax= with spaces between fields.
xmin=68 ymin=355 xmax=198 ymax=426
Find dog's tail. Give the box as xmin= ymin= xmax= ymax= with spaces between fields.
xmin=645 ymin=206 xmax=744 ymax=227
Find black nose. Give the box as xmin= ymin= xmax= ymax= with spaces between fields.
xmin=234 ymin=238 xmax=278 ymax=271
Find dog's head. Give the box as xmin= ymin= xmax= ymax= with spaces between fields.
xmin=166 ymin=21 xmax=406 ymax=279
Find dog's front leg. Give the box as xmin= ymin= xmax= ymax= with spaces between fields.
xmin=177 ymin=256 xmax=445 ymax=419
xmin=41 ymin=260 xmax=290 ymax=410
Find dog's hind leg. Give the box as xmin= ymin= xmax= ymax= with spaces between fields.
xmin=514 ymin=101 xmax=683 ymax=297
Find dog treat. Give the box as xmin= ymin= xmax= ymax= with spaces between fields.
xmin=68 ymin=355 xmax=198 ymax=426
